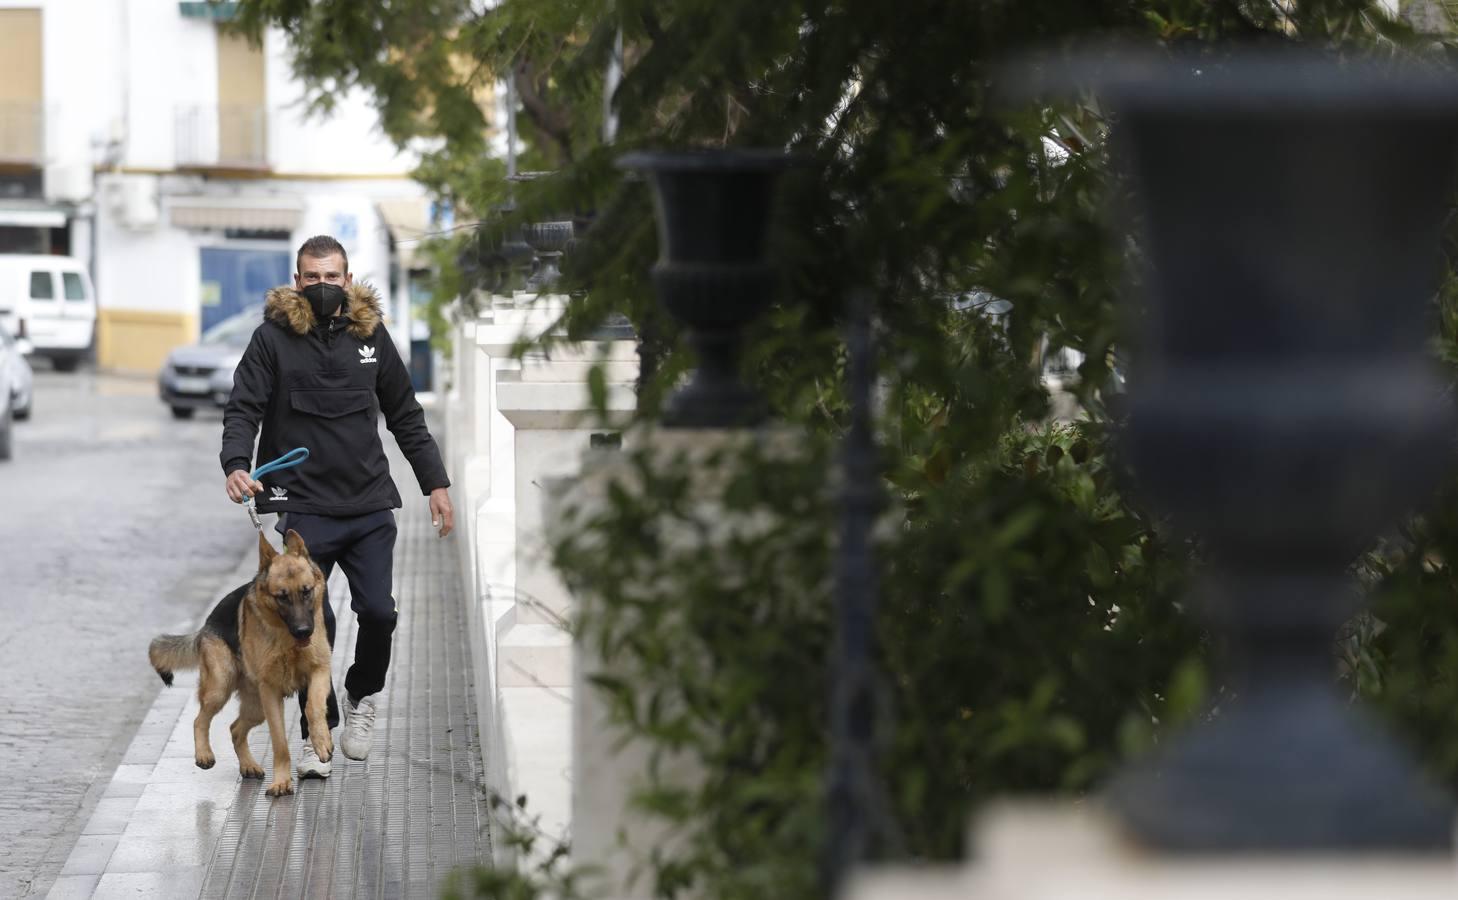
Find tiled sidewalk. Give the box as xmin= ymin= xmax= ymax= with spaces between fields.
xmin=47 ymin=444 xmax=493 ymax=899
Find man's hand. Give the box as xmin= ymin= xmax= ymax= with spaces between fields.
xmin=429 ymin=487 xmax=454 ymax=538
xmin=226 ymin=470 xmax=263 ymax=503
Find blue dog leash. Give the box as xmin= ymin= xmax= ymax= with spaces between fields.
xmin=241 ymin=447 xmax=310 ymax=531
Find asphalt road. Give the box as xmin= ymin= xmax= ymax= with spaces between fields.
xmin=0 ymin=367 xmax=253 ymax=898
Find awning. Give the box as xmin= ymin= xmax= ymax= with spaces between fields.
xmin=169 ymin=197 xmax=302 ymax=232
xmin=0 ymin=206 xmax=66 ymax=228
xmin=376 ymin=197 xmax=432 ymax=269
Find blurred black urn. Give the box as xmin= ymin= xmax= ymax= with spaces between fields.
xmin=618 ymin=149 xmax=792 ymax=428
xmin=524 ymin=220 xmax=573 ymax=293
xmin=1102 ymin=52 xmax=1458 ymax=852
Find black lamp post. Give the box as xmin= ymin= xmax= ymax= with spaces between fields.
xmin=1099 ymin=51 xmax=1458 ymax=852
xmin=621 ymin=149 xmax=893 ymax=891
xmin=824 ymin=288 xmax=890 ymax=896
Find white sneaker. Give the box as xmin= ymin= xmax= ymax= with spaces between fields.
xmin=340 ymin=694 xmax=378 ymax=760
xmin=296 ymin=741 xmax=332 ymax=779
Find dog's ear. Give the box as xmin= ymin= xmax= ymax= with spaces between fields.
xmin=283 ymin=528 xmax=310 ymax=559
xmin=257 ymin=532 xmax=278 ymax=569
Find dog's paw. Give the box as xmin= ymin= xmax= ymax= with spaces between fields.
xmin=239 ymin=762 xmax=264 ymax=779
xmin=266 ymin=779 xmax=295 ymax=797
xmin=313 ymin=737 xmax=334 ymax=763
xmin=195 ymin=753 xmax=216 ymax=770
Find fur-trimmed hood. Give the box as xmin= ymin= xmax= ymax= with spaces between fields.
xmin=264 ymin=283 xmax=383 ymax=340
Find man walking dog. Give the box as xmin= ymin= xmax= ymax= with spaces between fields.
xmin=222 ymin=235 xmax=453 ymax=778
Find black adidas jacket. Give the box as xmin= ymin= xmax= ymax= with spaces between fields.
xmin=219 ymin=283 xmax=450 ymax=517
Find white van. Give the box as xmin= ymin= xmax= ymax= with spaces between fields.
xmin=0 ymin=255 xmax=96 ymax=372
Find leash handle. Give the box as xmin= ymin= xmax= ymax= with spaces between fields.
xmin=251 ymin=446 xmax=310 ymax=481
xmin=241 ymin=447 xmax=310 ymax=531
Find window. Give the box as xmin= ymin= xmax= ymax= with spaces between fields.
xmin=62 ymin=272 xmax=87 ymax=302
xmin=216 ymin=27 xmax=267 ymax=166
xmin=28 ymin=271 xmax=53 ymax=300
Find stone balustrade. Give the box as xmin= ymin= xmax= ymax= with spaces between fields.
xmin=443 ymin=287 xmax=637 ymax=864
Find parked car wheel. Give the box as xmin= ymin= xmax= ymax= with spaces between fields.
xmin=11 ymin=395 xmax=29 ymax=420
xmin=51 ymin=354 xmax=81 ymax=373
xmin=0 ymin=399 xmax=12 ymax=461
xmin=170 ymin=406 xmax=195 ymax=420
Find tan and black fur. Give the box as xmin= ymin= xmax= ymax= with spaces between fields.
xmin=149 ymin=530 xmax=333 ymax=797
xmin=263 ymin=282 xmax=382 ymax=338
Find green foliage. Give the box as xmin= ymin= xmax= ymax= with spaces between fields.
xmin=537 ymin=419 xmax=1204 ymax=895
xmin=235 ymin=0 xmax=1458 ymax=898
xmin=882 ymin=422 xmax=1206 ymax=855
xmin=1339 ymin=162 xmax=1458 ymax=778
xmin=552 ymin=433 xmax=837 ymax=899
xmin=441 ymin=790 xmax=596 ymax=900
xmin=1358 ymin=511 xmax=1458 ymax=780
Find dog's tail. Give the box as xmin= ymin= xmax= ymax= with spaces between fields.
xmin=148 ymin=632 xmax=200 ymax=687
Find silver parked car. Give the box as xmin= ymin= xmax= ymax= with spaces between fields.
xmin=158 ymin=305 xmax=262 ymax=419
xmin=0 ymin=322 xmax=32 ymax=422
xmin=0 ymin=325 xmax=17 ymax=459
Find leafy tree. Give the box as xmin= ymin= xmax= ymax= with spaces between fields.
xmin=235 ymin=1 xmax=1458 ymax=897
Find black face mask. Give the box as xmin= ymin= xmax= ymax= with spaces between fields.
xmin=301 ymin=282 xmax=346 ymax=321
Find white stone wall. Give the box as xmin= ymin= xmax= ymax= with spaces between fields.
xmin=846 ymin=805 xmax=1458 ymax=900
xmin=445 ymin=293 xmax=639 ymax=866
xmin=545 ymin=429 xmax=786 ymax=899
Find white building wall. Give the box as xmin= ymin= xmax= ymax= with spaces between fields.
xmin=293 ymin=190 xmax=405 ymax=350
xmin=11 ymin=0 xmax=435 ymax=370
xmin=264 ymin=29 xmax=421 ymax=176
xmin=96 ymin=203 xmax=198 ymax=315
xmin=296 ymin=192 xmax=390 ymax=288
xmin=94 ymin=179 xmax=409 ymax=341
xmin=21 ymin=0 xmax=423 ymax=179
xmin=0 ymin=0 xmax=119 ymax=201
xmin=124 ymin=1 xmax=214 ymax=170
xmin=30 ymin=0 xmax=123 ymax=202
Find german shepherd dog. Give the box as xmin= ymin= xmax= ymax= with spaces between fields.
xmin=148 ymin=530 xmax=334 ymax=796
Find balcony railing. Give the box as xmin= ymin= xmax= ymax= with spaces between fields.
xmin=0 ymin=103 xmax=44 ymax=165
xmin=174 ymin=104 xmax=269 ymax=169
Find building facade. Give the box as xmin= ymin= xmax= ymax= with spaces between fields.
xmin=0 ymin=0 xmax=461 ymax=373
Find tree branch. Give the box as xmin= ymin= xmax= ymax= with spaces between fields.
xmin=513 ymin=58 xmax=575 ymax=162
xmin=640 ymin=9 xmax=666 ymax=44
